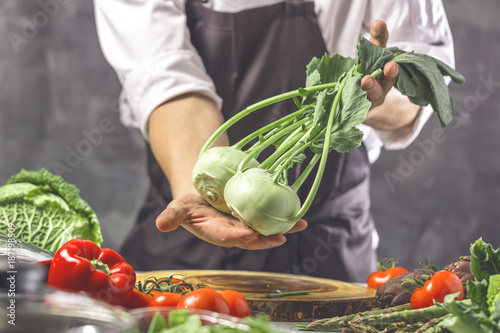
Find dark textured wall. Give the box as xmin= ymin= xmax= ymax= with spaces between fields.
xmin=0 ymin=0 xmax=498 ymax=272
xmin=0 ymin=0 xmax=148 ymax=250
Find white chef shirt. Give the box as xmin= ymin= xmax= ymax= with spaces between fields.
xmin=94 ymin=0 xmax=455 ymax=163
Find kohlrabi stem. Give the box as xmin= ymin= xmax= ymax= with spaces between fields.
xmin=291 ymin=154 xmax=321 ymax=192
xmin=370 ymin=68 xmax=383 ymax=79
xmin=293 ymin=66 xmax=355 ymax=220
xmin=271 ymin=125 xmax=316 ymax=183
xmin=233 ymin=106 xmax=309 ymax=150
xmin=259 ymin=120 xmax=312 ymax=170
xmin=200 ymin=82 xmax=338 ymax=154
xmin=237 ymin=118 xmax=309 ymax=172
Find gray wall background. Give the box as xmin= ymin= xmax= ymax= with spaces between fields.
xmin=0 ymin=0 xmax=498 ymax=272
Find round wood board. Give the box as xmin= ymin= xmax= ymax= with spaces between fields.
xmin=136 ymin=270 xmax=376 ymax=322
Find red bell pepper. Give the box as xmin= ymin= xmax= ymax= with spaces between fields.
xmin=47 ymin=239 xmax=136 ymax=305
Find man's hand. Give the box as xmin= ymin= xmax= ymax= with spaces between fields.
xmin=155 ymin=193 xmax=308 ymax=250
xmin=361 ymin=20 xmax=398 ymax=109
xmin=149 ymin=94 xmax=308 ymax=250
xmin=361 ymin=20 xmax=421 ymax=130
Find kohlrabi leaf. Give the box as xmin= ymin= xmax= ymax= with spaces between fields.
xmin=393 ymin=52 xmax=456 ymax=127
xmin=335 ymin=71 xmax=372 ymax=131
xmin=305 ymin=53 xmax=356 ymax=87
xmin=310 ymin=127 xmax=364 ymax=155
xmin=427 ymin=55 xmax=466 ymax=85
xmin=356 ymin=37 xmax=394 ymax=75
xmin=394 ymin=65 xmax=419 ymax=97
xmin=330 ymin=127 xmax=364 ymax=153
xmin=0 ymin=169 xmax=102 ymax=252
xmin=302 ymin=54 xmax=354 ymax=106
xmin=399 ymin=62 xmax=434 ymax=106
xmin=310 ymin=71 xmax=369 ymax=155
xmin=312 ymin=90 xmax=328 ymax=128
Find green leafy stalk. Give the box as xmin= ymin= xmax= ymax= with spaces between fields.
xmin=234 ymin=106 xmax=310 ymax=150
xmin=292 ymin=65 xmax=355 ymax=221
xmin=271 ymin=125 xmax=317 ymax=183
xmin=261 ymin=121 xmax=314 ymax=172
xmin=291 ymin=154 xmax=321 ymax=192
xmin=237 ymin=118 xmax=310 ymax=172
xmin=200 ymin=82 xmax=338 ymax=154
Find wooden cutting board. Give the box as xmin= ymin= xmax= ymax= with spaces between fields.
xmin=136 ymin=270 xmax=376 ymax=322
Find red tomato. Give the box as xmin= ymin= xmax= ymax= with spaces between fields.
xmin=219 ymin=290 xmax=251 ymax=318
xmin=149 ymin=292 xmax=182 ymax=307
xmin=177 ymin=288 xmax=230 ymax=315
xmin=410 ymin=270 xmax=465 ymax=309
xmin=121 ymin=288 xmax=154 ymax=309
xmin=367 ymin=267 xmax=408 ymax=289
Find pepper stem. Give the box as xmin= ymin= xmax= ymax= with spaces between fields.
xmin=90 ymin=259 xmax=111 ymax=275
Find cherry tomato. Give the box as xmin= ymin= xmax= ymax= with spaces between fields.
xmin=367 ymin=267 xmax=408 ymax=289
xmin=219 ymin=290 xmax=251 ymax=318
xmin=410 ymin=270 xmax=464 ymax=309
xmin=121 ymin=288 xmax=154 ymax=309
xmin=177 ymin=287 xmax=230 ymax=315
xmin=149 ymin=292 xmax=182 ymax=307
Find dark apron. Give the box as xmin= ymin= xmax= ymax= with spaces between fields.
xmin=120 ymin=0 xmax=376 ymax=282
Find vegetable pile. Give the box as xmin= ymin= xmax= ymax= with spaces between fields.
xmin=299 ymin=238 xmax=500 ymax=332
xmin=45 ymin=239 xmax=252 ymax=320
xmin=192 ymin=38 xmax=465 ymax=236
xmin=0 ymin=169 xmax=103 ymax=252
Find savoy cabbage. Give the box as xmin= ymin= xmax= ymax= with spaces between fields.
xmin=0 ymin=169 xmax=102 ymax=252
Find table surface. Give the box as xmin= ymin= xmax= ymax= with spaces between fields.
xmin=272 ymin=321 xmax=310 ymax=332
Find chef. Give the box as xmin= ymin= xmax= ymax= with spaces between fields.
xmin=94 ymin=0 xmax=455 ymax=282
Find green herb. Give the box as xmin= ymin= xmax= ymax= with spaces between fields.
xmin=0 ymin=168 xmax=102 ymax=252
xmin=145 ymin=310 xmax=284 ymax=333
xmin=148 ymin=311 xmax=168 ymax=333
xmin=265 ymin=290 xmax=314 ymax=298
xmin=192 ymin=37 xmax=465 ymax=236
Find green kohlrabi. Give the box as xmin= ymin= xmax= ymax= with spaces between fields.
xmin=192 ymin=37 xmax=465 ymax=236
xmin=0 ymin=168 xmax=103 ymax=252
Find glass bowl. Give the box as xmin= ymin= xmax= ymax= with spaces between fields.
xmin=0 ymin=290 xmax=136 ymax=333
xmin=128 ymin=307 xmax=249 ymax=332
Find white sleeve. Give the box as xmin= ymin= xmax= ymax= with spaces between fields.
xmin=93 ymin=0 xmax=222 ymax=139
xmin=361 ymin=0 xmax=456 ymax=151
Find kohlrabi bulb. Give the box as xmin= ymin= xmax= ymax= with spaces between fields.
xmin=224 ymin=167 xmax=301 ymax=236
xmin=192 ymin=146 xmax=259 ymax=214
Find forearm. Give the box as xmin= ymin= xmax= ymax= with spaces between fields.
xmin=363 ymin=87 xmax=421 ymax=131
xmin=148 ymin=93 xmax=228 ymax=199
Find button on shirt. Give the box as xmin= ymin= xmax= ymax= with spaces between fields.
xmin=94 ymin=0 xmax=455 ymax=163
